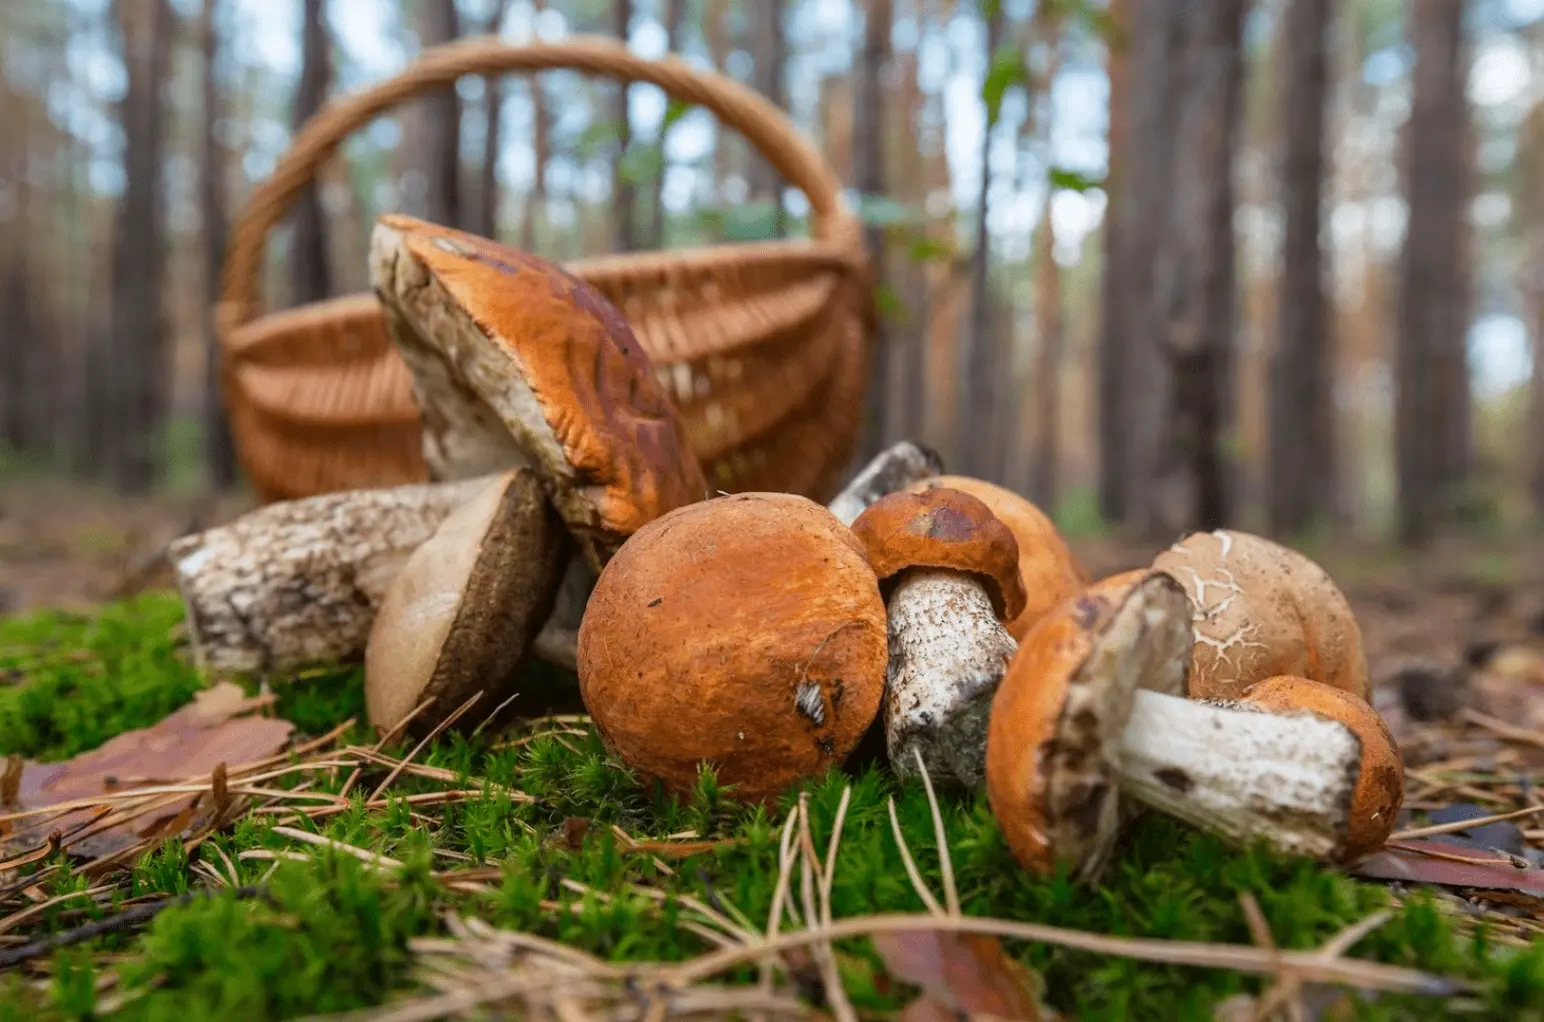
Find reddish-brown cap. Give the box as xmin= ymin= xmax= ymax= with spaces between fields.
xmin=850 ymin=488 xmax=1027 ymax=622
xmin=1239 ymin=676 xmax=1404 ymax=860
xmin=986 ymin=571 xmax=1193 ymax=879
xmin=371 ymin=214 xmax=708 ymax=569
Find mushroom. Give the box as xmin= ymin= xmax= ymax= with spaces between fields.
xmin=369 ymin=215 xmax=709 ymax=571
xmin=849 ymin=488 xmax=1027 ymax=788
xmin=365 ymin=469 xmax=567 ymax=737
xmin=827 ymin=441 xmax=945 ymax=526
xmin=1152 ymin=529 xmax=1368 ymax=700
xmin=988 ymin=571 xmax=1403 ymax=878
xmin=576 ymin=493 xmax=888 ymax=803
xmin=908 ymin=475 xmax=1085 ymax=640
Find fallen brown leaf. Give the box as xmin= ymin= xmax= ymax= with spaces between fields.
xmin=8 ymin=683 xmax=293 ymax=858
xmin=873 ymin=929 xmax=1046 ymax=1021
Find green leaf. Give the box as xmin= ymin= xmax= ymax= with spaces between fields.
xmin=874 ymin=283 xmax=911 ymax=325
xmin=906 ymin=235 xmax=953 ymax=263
xmin=1048 ymin=167 xmax=1104 ymax=193
xmin=618 ymin=143 xmax=665 ymax=186
xmin=981 ymin=44 xmax=1026 ymax=128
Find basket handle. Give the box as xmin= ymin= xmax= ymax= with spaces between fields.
xmin=220 ymin=35 xmax=851 ymax=335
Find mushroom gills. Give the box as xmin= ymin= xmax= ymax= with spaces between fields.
xmin=1117 ymin=692 xmax=1363 ymax=860
xmin=884 ymin=570 xmax=1016 ymax=789
xmin=1041 ymin=576 xmax=1190 ymax=881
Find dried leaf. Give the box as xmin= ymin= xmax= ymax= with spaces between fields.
xmin=1353 ymin=838 xmax=1544 ymax=897
xmin=8 ymin=682 xmax=292 ymax=858
xmin=873 ymin=930 xmax=1046 ymax=1021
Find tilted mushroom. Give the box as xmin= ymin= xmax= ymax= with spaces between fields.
xmin=370 ymin=214 xmax=709 ymax=571
xmin=827 ymin=441 xmax=945 ymax=526
xmin=849 ymin=488 xmax=1027 ymax=788
xmin=577 ymin=493 xmax=888 ymax=803
xmin=908 ymin=475 xmax=1085 ymax=640
xmin=988 ymin=571 xmax=1403 ymax=878
xmin=1152 ymin=529 xmax=1368 ymax=700
xmin=365 ymin=469 xmax=567 ymax=736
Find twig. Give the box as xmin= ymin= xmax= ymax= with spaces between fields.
xmin=795 ymin=796 xmax=857 ymax=1022
xmin=270 ymin=826 xmax=406 ymax=870
xmin=886 ymin=797 xmax=944 ymax=917
xmin=1238 ymin=893 xmax=1304 ymax=1022
xmin=339 ymin=697 xmax=435 ymax=800
xmin=1460 ymin=709 xmax=1544 ymax=752
xmin=368 ymin=693 xmax=484 ymax=803
xmin=911 ymin=748 xmax=959 ymax=917
xmin=1384 ymin=841 xmax=1530 ymax=870
xmin=1390 ymin=804 xmax=1544 ymax=842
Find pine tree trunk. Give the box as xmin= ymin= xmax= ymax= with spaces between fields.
xmin=1396 ymin=0 xmax=1470 ymax=547
xmin=0 ymin=102 xmax=31 ymax=457
xmin=1267 ymin=0 xmax=1334 ymax=536
xmin=417 ymin=0 xmax=462 ymax=229
xmin=521 ymin=0 xmax=547 ymax=252
xmin=200 ymin=0 xmax=238 ymax=488
xmin=613 ymin=0 xmax=636 ymax=252
xmin=1096 ymin=0 xmax=1133 ymax=523
xmin=646 ymin=0 xmax=686 ymax=250
xmin=855 ymin=0 xmax=893 ymax=460
xmin=288 ymin=0 xmax=331 ymax=307
xmin=108 ymin=0 xmax=174 ymax=493
xmin=1030 ymin=180 xmax=1063 ymax=509
xmin=748 ymin=0 xmax=786 ymax=234
xmin=476 ymin=0 xmax=509 ymax=240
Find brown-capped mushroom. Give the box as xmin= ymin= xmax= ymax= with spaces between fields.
xmin=827 ymin=441 xmax=945 ymax=526
xmin=989 ymin=571 xmax=1402 ymax=877
xmin=1152 ymin=530 xmax=1368 ymax=700
xmin=849 ymin=488 xmax=1027 ymax=789
xmin=369 ymin=215 xmax=708 ymax=570
xmin=576 ymin=493 xmax=887 ymax=803
xmin=365 ymin=469 xmax=567 ymax=736
xmin=908 ymin=475 xmax=1085 ymax=640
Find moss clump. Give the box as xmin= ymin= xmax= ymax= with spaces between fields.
xmin=0 ymin=595 xmax=1542 ymax=1021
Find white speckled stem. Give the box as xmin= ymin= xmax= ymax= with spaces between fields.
xmin=884 ymin=571 xmax=1016 ymax=789
xmin=827 ymin=441 xmax=943 ymax=527
xmin=1117 ymin=689 xmax=1362 ymax=860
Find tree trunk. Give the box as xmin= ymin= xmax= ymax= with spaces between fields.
xmin=289 ymin=0 xmax=331 ymax=307
xmin=613 ymin=0 xmax=636 ymax=252
xmin=1267 ymin=0 xmax=1334 ymax=536
xmin=1030 ymin=185 xmax=1063 ymax=511
xmin=416 ymin=0 xmax=463 ymax=229
xmin=1125 ymin=0 xmax=1245 ymax=537
xmin=476 ymin=0 xmax=509 ymax=240
xmin=1096 ymin=0 xmax=1133 ymax=523
xmin=1396 ymin=0 xmax=1470 ymax=547
xmin=521 ymin=0 xmax=547 ymax=252
xmin=960 ymin=0 xmax=1006 ymax=480
xmin=646 ymin=0 xmax=687 ymax=250
xmin=0 ymin=103 xmax=31 ymax=457
xmin=855 ymin=0 xmax=893 ymax=460
xmin=108 ymin=0 xmax=174 ymax=492
xmin=748 ymin=0 xmax=786 ymax=233
xmin=200 ymin=0 xmax=238 ymax=488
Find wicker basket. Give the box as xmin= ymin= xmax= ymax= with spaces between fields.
xmin=218 ymin=36 xmax=874 ymax=506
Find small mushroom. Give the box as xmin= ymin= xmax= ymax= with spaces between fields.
xmin=827 ymin=441 xmax=944 ymax=526
xmin=908 ymin=475 xmax=1085 ymax=640
xmin=370 ymin=215 xmax=708 ymax=570
xmin=989 ymin=571 xmax=1403 ymax=878
xmin=1152 ymin=529 xmax=1368 ymax=700
xmin=577 ymin=493 xmax=888 ymax=802
xmin=849 ymin=488 xmax=1027 ymax=788
xmin=365 ymin=469 xmax=567 ymax=736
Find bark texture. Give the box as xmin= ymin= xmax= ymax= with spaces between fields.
xmin=199 ymin=0 xmax=238 ymax=488
xmin=1268 ymin=0 xmax=1335 ymax=536
xmin=290 ymin=0 xmax=331 ymax=306
xmin=1396 ymin=0 xmax=1472 ymax=546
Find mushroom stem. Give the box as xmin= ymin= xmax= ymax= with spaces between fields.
xmin=885 ymin=570 xmax=1016 ymax=788
xmin=1116 ymin=689 xmax=1363 ymax=860
xmin=827 ymin=441 xmax=944 ymax=527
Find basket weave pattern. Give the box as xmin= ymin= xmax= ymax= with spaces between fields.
xmin=218 ymin=37 xmax=874 ymax=505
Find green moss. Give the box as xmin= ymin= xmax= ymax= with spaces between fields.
xmin=0 ymin=595 xmax=1542 ymax=1020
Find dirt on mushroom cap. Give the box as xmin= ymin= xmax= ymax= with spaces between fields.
xmin=1240 ymin=676 xmax=1404 ymax=859
xmin=909 ymin=476 xmax=1085 ymax=641
xmin=576 ymin=492 xmax=887 ymax=802
xmin=1152 ymin=530 xmax=1368 ymax=702
xmin=851 ymin=487 xmax=1028 ymax=622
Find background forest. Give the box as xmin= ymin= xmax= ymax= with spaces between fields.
xmin=0 ymin=0 xmax=1533 ymax=548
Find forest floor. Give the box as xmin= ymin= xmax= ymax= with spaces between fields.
xmin=3 ymin=483 xmax=1544 ymax=1018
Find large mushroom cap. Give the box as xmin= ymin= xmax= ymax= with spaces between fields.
xmin=909 ymin=476 xmax=1084 ymax=639
xmin=365 ymin=469 xmax=566 ymax=737
xmin=850 ymin=488 xmax=1028 ymax=622
xmin=577 ymin=493 xmax=887 ymax=802
xmin=986 ymin=571 xmax=1192 ymax=878
xmin=1240 ymin=676 xmax=1404 ymax=859
xmin=370 ymin=215 xmax=708 ymax=569
xmin=1152 ymin=530 xmax=1368 ymax=701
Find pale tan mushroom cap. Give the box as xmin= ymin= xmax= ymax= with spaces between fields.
xmin=1240 ymin=676 xmax=1404 ymax=859
xmin=577 ymin=493 xmax=887 ymax=803
xmin=1152 ymin=530 xmax=1368 ymax=701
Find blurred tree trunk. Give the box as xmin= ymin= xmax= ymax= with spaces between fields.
xmin=748 ymin=0 xmax=786 ymax=233
xmin=613 ymin=0 xmax=636 ymax=252
xmin=521 ymin=0 xmax=547 ymax=251
xmin=1396 ymin=0 xmax=1471 ymax=547
xmin=704 ymin=0 xmax=735 ymax=213
xmin=475 ymin=0 xmax=509 ymax=240
xmin=1030 ymin=52 xmax=1065 ymax=509
xmin=1097 ymin=0 xmax=1132 ymax=523
xmin=856 ymin=0 xmax=893 ymax=459
xmin=108 ymin=0 xmax=174 ymax=492
xmin=200 ymin=0 xmax=238 ymax=488
xmin=1519 ymin=104 xmax=1544 ymax=514
xmin=417 ymin=0 xmax=463 ymax=229
xmin=0 ymin=101 xmax=32 ymax=457
xmin=290 ymin=0 xmax=331 ymax=307
xmin=960 ymin=0 xmax=1006 ymax=480
xmin=1124 ymin=0 xmax=1244 ymax=537
xmin=1267 ymin=0 xmax=1334 ymax=536
xmin=645 ymin=0 xmax=686 ymax=250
